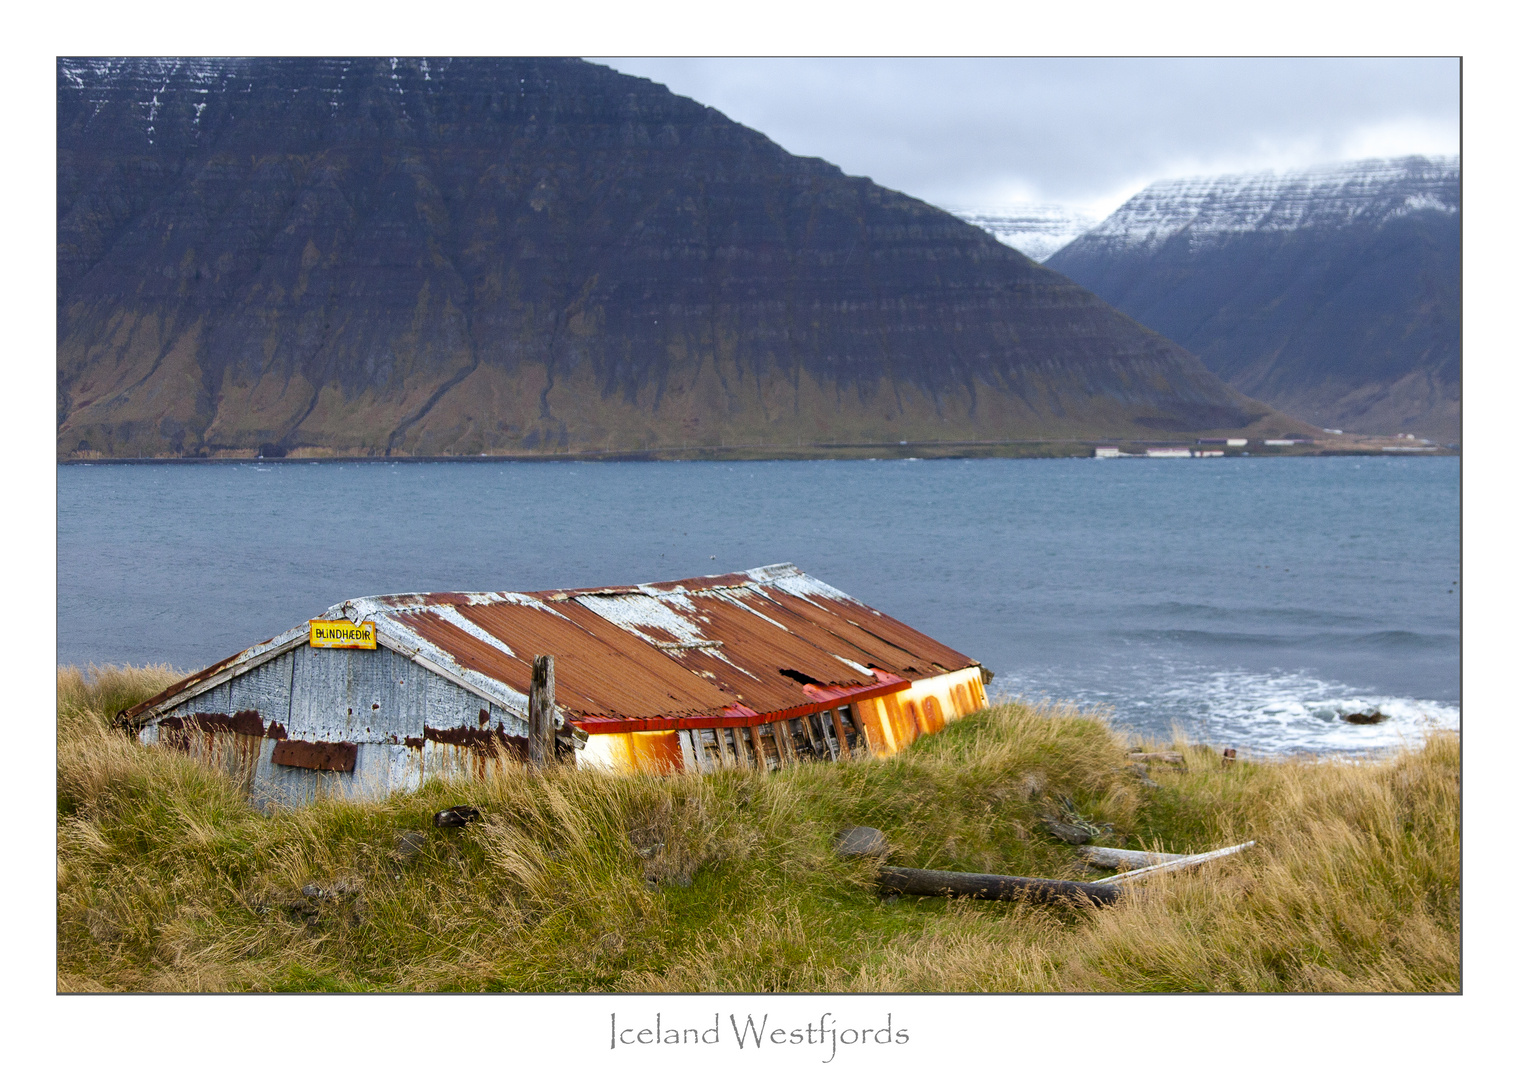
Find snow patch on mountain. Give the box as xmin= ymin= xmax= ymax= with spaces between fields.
xmin=1077 ymin=156 xmax=1459 ymax=254
xmin=946 ymin=204 xmax=1100 ymax=262
xmin=60 ymin=57 xmax=362 ymax=141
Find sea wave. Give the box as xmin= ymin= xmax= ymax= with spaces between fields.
xmin=1128 ymin=600 xmax=1389 ymax=628
xmin=994 ymin=664 xmax=1459 ymax=757
xmin=1115 ymin=628 xmax=1457 ymax=652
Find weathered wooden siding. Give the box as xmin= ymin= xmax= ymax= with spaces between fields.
xmin=140 ymin=643 xmax=529 ymax=806
xmin=228 ymin=649 xmax=295 ymax=732
xmin=286 ymin=645 xmax=429 ymax=743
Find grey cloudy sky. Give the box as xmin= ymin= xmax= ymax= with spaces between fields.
xmin=596 ymin=58 xmax=1460 ymax=217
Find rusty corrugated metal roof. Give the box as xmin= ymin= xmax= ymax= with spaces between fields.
xmin=124 ymin=564 xmax=978 ymax=730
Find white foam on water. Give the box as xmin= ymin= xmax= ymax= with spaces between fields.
xmin=994 ymin=664 xmax=1458 ymax=757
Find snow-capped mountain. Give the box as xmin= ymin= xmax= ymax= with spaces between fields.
xmin=1045 ymin=157 xmax=1460 ymax=441
xmin=1068 ymin=156 xmax=1458 ymax=255
xmin=946 ymin=204 xmax=1099 ymax=262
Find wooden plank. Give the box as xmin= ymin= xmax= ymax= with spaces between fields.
xmin=528 ymin=655 xmax=555 ymax=771
xmin=696 ymin=728 xmax=719 ymax=772
xmin=678 ymin=730 xmax=699 ymax=772
xmin=750 ymin=726 xmax=768 ymax=769
xmin=811 ymin=715 xmax=830 ymax=758
xmin=793 ymin=715 xmax=814 ymax=757
xmin=819 ymin=711 xmax=842 ymax=761
xmin=753 ymin=725 xmax=775 ymax=770
xmin=729 ymin=726 xmax=753 ymax=768
xmin=755 ymin=724 xmax=780 ymax=769
xmin=771 ymin=720 xmax=797 ymax=765
xmin=804 ymin=714 xmax=830 ymax=759
xmin=833 ymin=706 xmax=860 ymax=754
xmin=714 ymin=727 xmax=735 ymax=769
xmin=784 ymin=718 xmax=806 ymax=758
xmin=838 ymin=704 xmax=866 ymax=752
xmin=828 ymin=707 xmax=847 ymax=752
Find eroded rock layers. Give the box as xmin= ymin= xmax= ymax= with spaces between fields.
xmin=59 ymin=57 xmax=1286 ymax=458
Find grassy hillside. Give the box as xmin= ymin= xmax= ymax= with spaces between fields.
xmin=57 ymin=665 xmax=1459 ymax=992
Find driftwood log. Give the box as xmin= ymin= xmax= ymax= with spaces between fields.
xmin=1129 ymin=751 xmax=1185 ymax=765
xmin=877 ymin=865 xmax=1121 ymax=906
xmin=1092 ymin=841 xmax=1256 ymax=883
xmin=836 ymin=826 xmax=1119 ymax=906
xmin=835 ymin=827 xmax=1253 ymax=908
xmin=1077 ymin=845 xmax=1185 ymax=871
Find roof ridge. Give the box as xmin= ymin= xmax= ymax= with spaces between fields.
xmin=330 ymin=564 xmax=807 ymax=608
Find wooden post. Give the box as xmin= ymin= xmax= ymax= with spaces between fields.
xmin=528 ymin=654 xmax=555 ymax=771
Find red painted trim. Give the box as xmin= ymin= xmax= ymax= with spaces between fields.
xmin=576 ymin=671 xmax=910 ymax=734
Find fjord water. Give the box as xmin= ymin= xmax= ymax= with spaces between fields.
xmin=57 ymin=457 xmax=1458 ymax=755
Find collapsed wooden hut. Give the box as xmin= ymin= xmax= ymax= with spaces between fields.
xmin=121 ymin=563 xmax=991 ymax=804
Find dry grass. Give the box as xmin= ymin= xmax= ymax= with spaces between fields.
xmin=56 ymin=665 xmax=1460 ymax=992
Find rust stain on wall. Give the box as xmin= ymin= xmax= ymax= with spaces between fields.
xmin=270 ymin=739 xmax=358 ymax=772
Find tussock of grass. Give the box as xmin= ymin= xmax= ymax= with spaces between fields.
xmin=57 ymin=666 xmax=1459 ymax=992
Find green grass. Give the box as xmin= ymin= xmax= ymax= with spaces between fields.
xmin=57 ymin=665 xmax=1460 ymax=992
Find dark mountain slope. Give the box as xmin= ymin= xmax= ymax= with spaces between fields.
xmin=1046 ymin=158 xmax=1459 ymax=441
xmin=58 ymin=57 xmax=1294 ymax=459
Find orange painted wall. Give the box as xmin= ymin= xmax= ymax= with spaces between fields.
xmin=582 ymin=666 xmax=988 ymax=773
xmin=849 ymin=665 xmax=987 ymax=758
xmin=582 ymin=729 xmax=684 ymax=773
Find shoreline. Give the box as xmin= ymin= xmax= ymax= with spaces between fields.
xmin=58 ymin=435 xmax=1458 ymax=465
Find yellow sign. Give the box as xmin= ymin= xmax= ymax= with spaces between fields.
xmin=309 ymin=619 xmax=378 ymax=649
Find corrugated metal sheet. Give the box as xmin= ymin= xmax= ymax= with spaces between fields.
xmin=125 ymin=564 xmax=979 ymax=735
xmin=136 ymin=658 xmax=533 ymax=807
